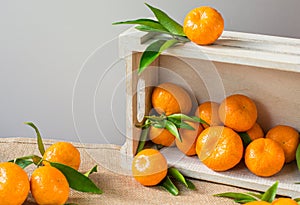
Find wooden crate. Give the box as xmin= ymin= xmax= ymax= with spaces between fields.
xmin=119 ymin=27 xmax=300 ymax=197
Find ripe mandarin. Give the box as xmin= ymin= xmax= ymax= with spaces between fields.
xmin=151 ymin=82 xmax=192 ymax=116
xmin=176 ymin=121 xmax=203 ymax=156
xmin=271 ymin=198 xmax=298 ymax=205
xmin=219 ymin=94 xmax=257 ymax=132
xmin=266 ymin=125 xmax=299 ymax=163
xmin=149 ymin=126 xmax=175 ymax=147
xmin=194 ymin=101 xmax=222 ymax=128
xmin=30 ymin=166 xmax=69 ymax=205
xmin=183 ymin=6 xmax=224 ymax=45
xmin=0 ymin=162 xmax=30 ymax=205
xmin=245 ymin=138 xmax=285 ymax=177
xmin=132 ymin=149 xmax=168 ymax=186
xmin=196 ymin=126 xmax=243 ymax=171
xmin=43 ymin=142 xmax=81 ymax=170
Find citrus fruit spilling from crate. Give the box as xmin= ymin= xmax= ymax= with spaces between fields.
xmin=132 ymin=149 xmax=168 ymax=186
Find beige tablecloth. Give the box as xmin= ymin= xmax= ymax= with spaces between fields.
xmin=0 ymin=138 xmax=251 ymax=205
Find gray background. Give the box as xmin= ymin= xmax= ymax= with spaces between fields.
xmin=1 ymin=0 xmax=300 ymax=145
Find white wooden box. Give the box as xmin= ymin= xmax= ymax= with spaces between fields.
xmin=119 ymin=27 xmax=300 ymax=197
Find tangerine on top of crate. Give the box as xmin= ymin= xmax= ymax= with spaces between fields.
xmin=119 ymin=27 xmax=300 ymax=72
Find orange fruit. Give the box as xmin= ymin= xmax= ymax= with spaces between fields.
xmin=245 ymin=138 xmax=285 ymax=177
xmin=265 ymin=125 xmax=299 ymax=163
xmin=30 ymin=166 xmax=69 ymax=205
xmin=176 ymin=121 xmax=203 ymax=156
xmin=195 ymin=101 xmax=222 ymax=128
xmin=183 ymin=6 xmax=224 ymax=45
xmin=244 ymin=202 xmax=271 ymax=205
xmin=195 ymin=126 xmax=243 ymax=171
xmin=132 ymin=149 xmax=168 ymax=186
xmin=0 ymin=162 xmax=30 ymax=205
xmin=151 ymin=82 xmax=192 ymax=116
xmin=149 ymin=126 xmax=175 ymax=147
xmin=43 ymin=142 xmax=81 ymax=170
xmin=219 ymin=94 xmax=257 ymax=132
xmin=271 ymin=198 xmax=298 ymax=205
xmin=246 ymin=122 xmax=264 ymax=141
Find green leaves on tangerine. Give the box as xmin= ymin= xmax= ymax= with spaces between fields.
xmin=50 ymin=162 xmax=103 ymax=194
xmin=113 ymin=3 xmax=189 ymax=74
xmin=145 ymin=3 xmax=185 ymax=36
xmin=139 ymin=39 xmax=179 ymax=74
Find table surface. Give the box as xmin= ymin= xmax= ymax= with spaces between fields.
xmin=1 ymin=137 xmax=257 ymax=205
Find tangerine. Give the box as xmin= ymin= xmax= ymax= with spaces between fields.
xmin=0 ymin=162 xmax=30 ymax=205
xmin=245 ymin=138 xmax=285 ymax=177
xmin=244 ymin=202 xmax=271 ymax=205
xmin=265 ymin=125 xmax=299 ymax=163
xmin=271 ymin=198 xmax=298 ymax=205
xmin=151 ymin=82 xmax=192 ymax=116
xmin=30 ymin=166 xmax=69 ymax=205
xmin=246 ymin=122 xmax=264 ymax=141
xmin=132 ymin=149 xmax=168 ymax=186
xmin=43 ymin=142 xmax=81 ymax=170
xmin=149 ymin=126 xmax=175 ymax=147
xmin=183 ymin=6 xmax=224 ymax=45
xmin=196 ymin=126 xmax=243 ymax=171
xmin=194 ymin=101 xmax=222 ymax=128
xmin=176 ymin=121 xmax=203 ymax=156
xmin=219 ymin=94 xmax=257 ymax=132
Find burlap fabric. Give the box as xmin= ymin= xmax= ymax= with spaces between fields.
xmin=0 ymin=137 xmax=251 ymax=205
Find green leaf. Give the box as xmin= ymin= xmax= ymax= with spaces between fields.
xmin=25 ymin=122 xmax=45 ymax=156
xmin=9 ymin=155 xmax=43 ymax=168
xmin=50 ymin=162 xmax=103 ymax=194
xmin=296 ymin=143 xmax=300 ymax=171
xmin=168 ymin=167 xmax=195 ymax=190
xmin=9 ymin=159 xmax=33 ymax=169
xmin=84 ymin=165 xmax=98 ymax=177
xmin=190 ymin=116 xmax=209 ymax=126
xmin=165 ymin=120 xmax=181 ymax=142
xmin=137 ymin=126 xmax=150 ymax=153
xmin=261 ymin=181 xmax=278 ymax=202
xmin=167 ymin=113 xmax=198 ymax=122
xmin=159 ymin=176 xmax=179 ymax=196
xmin=145 ymin=3 xmax=185 ymax=36
xmin=139 ymin=39 xmax=179 ymax=74
xmin=294 ymin=198 xmax=300 ymax=202
xmin=186 ymin=179 xmax=196 ymax=190
xmin=214 ymin=192 xmax=257 ymax=203
xmin=135 ymin=25 xmax=171 ymax=35
xmin=239 ymin=132 xmax=252 ymax=147
xmin=167 ymin=118 xmax=195 ymax=130
xmin=112 ymin=18 xmax=168 ymax=32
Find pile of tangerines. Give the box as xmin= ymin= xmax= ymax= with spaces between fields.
xmin=133 ymin=82 xmax=299 ymax=187
xmin=0 ymin=140 xmax=81 ymax=205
